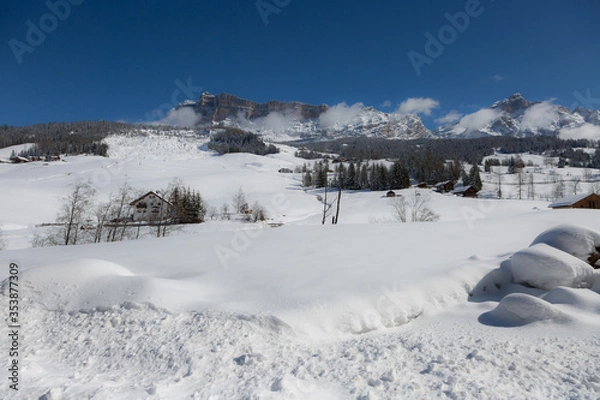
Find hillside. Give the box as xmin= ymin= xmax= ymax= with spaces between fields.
xmin=1 ymin=134 xmax=600 ymax=399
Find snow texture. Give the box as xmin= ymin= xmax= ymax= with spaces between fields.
xmin=531 ymin=223 xmax=600 ymax=262
xmin=510 ymin=243 xmax=595 ymax=290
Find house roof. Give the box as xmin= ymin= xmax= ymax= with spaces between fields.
xmin=129 ymin=191 xmax=171 ymax=206
xmin=548 ymin=192 xmax=595 ymax=208
xmin=452 ymin=185 xmax=476 ymax=194
xmin=435 ymin=180 xmax=453 ymax=187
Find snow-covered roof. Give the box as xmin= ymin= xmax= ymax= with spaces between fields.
xmin=435 ymin=180 xmax=453 ymax=187
xmin=548 ymin=193 xmax=594 ymax=208
xmin=452 ymin=185 xmax=475 ymax=194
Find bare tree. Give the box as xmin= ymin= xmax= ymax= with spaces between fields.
xmin=207 ymin=206 xmax=218 ymax=220
xmin=251 ymin=201 xmax=267 ymax=222
xmin=390 ymin=196 xmax=407 ymax=223
xmin=411 ymin=192 xmax=440 ymax=222
xmin=495 ymin=170 xmax=503 ymax=199
xmin=592 ymin=180 xmax=600 ymax=195
xmin=93 ymin=201 xmax=113 ymax=243
xmin=571 ymin=176 xmax=582 ymax=196
xmin=552 ymin=178 xmax=565 ymax=201
xmin=107 ymin=184 xmax=134 ymax=242
xmin=221 ymin=203 xmax=230 ymax=220
xmin=232 ymin=187 xmax=247 ymax=214
xmin=57 ymin=181 xmax=96 ymax=245
xmin=390 ymin=192 xmax=439 ymax=223
xmin=527 ymin=173 xmax=535 ymax=200
xmin=516 ymin=171 xmax=525 ymax=200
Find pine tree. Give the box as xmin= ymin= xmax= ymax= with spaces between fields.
xmin=359 ymin=163 xmax=369 ymax=190
xmin=468 ymin=165 xmax=482 ymax=190
xmin=345 ymin=162 xmax=358 ymax=190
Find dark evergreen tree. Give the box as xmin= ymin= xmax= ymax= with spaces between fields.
xmin=468 ymin=165 xmax=482 ymax=190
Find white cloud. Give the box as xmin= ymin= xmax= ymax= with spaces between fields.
xmin=319 ymin=102 xmax=364 ymax=128
xmin=233 ymin=109 xmax=301 ymax=134
xmin=492 ymin=74 xmax=505 ymax=81
xmin=397 ymin=97 xmax=439 ymax=116
xmin=521 ymin=101 xmax=559 ymax=131
xmin=257 ymin=111 xmax=300 ymax=132
xmin=458 ymin=108 xmax=502 ymax=131
xmin=155 ymin=107 xmax=201 ymax=127
xmin=560 ymin=124 xmax=600 ymax=140
xmin=382 ymin=100 xmax=393 ymax=109
xmin=434 ymin=110 xmax=463 ymax=125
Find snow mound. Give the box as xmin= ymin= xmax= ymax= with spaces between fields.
xmin=531 ymin=224 xmax=600 ymax=265
xmin=510 ymin=243 xmax=595 ymax=290
xmin=542 ymin=287 xmax=600 ymax=313
xmin=480 ymin=293 xmax=570 ymax=326
xmin=14 ymin=258 xmax=208 ymax=312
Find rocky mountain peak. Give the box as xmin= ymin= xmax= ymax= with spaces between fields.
xmin=492 ymin=92 xmax=533 ymax=113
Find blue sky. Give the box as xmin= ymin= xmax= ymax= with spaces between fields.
xmin=2 ymin=0 xmax=599 ymax=128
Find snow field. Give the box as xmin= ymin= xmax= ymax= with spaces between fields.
xmin=1 ymin=136 xmax=600 ymax=399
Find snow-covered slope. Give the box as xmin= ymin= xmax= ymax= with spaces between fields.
xmin=1 ymin=136 xmax=600 ymax=399
xmin=434 ymin=93 xmax=600 ymax=139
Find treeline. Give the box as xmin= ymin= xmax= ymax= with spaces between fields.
xmin=34 ymin=181 xmax=208 ymax=247
xmin=0 ymin=121 xmax=201 ymax=158
xmin=302 ymin=160 xmax=440 ymax=190
xmin=34 ymin=182 xmax=269 ymax=248
xmin=296 ymin=136 xmax=597 ymax=166
xmin=302 ymin=157 xmax=485 ymax=192
xmin=208 ymin=128 xmax=279 ymax=156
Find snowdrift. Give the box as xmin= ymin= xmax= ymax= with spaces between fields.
xmin=13 ymin=258 xmax=210 ymax=312
xmin=480 ymin=293 xmax=571 ymax=327
xmin=510 ymin=243 xmax=595 ymax=290
xmin=479 ymin=223 xmax=600 ymax=328
xmin=531 ymin=223 xmax=600 ymax=266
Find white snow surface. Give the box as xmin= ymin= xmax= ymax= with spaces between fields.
xmin=510 ymin=243 xmax=595 ymax=290
xmin=1 ymin=135 xmax=600 ymax=399
xmin=531 ymin=223 xmax=600 ymax=262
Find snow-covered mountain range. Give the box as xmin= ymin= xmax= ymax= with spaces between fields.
xmin=172 ymin=92 xmax=600 ymax=142
xmin=175 ymin=92 xmax=432 ymax=141
xmin=434 ymin=93 xmax=600 ymax=140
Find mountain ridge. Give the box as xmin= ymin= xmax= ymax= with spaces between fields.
xmin=173 ymin=92 xmax=599 ymax=142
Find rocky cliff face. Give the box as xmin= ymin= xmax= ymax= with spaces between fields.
xmin=190 ymin=92 xmax=329 ymax=122
xmin=177 ymin=92 xmax=432 ymax=142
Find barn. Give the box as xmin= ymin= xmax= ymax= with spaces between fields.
xmin=548 ymin=193 xmax=600 ymax=210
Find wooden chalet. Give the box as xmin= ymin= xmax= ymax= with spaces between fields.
xmin=452 ymin=185 xmax=479 ymax=198
xmin=548 ymin=193 xmax=600 ymax=210
xmin=434 ymin=180 xmax=455 ymax=193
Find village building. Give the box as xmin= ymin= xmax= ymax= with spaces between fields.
xmin=434 ymin=180 xmax=455 ymax=193
xmin=129 ymin=191 xmax=171 ymax=222
xmin=548 ymin=193 xmax=600 ymax=210
xmin=452 ymin=185 xmax=479 ymax=198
